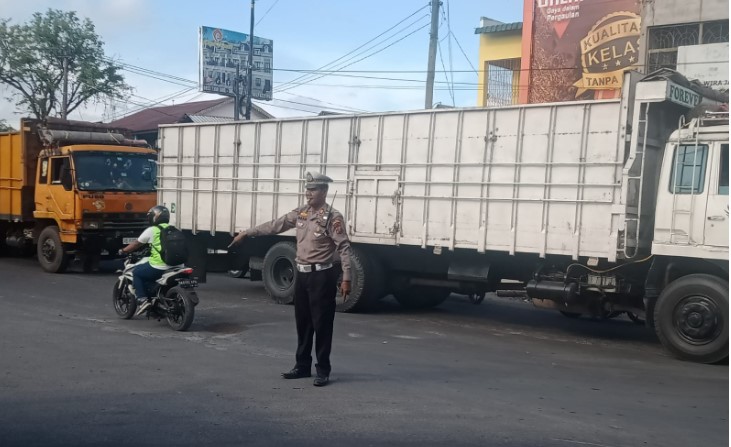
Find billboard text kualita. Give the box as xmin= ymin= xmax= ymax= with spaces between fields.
xmin=526 ymin=0 xmax=641 ymax=103
xmin=199 ymin=26 xmax=273 ymax=100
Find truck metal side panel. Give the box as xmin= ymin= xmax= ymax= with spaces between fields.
xmin=0 ymin=132 xmax=27 ymax=221
xmin=159 ymin=100 xmax=627 ymax=261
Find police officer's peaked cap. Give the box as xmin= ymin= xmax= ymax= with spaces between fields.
xmin=305 ymin=172 xmax=333 ymax=188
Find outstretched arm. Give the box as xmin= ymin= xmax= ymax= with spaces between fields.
xmin=228 ymin=209 xmax=299 ymax=248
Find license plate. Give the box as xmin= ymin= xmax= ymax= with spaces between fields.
xmin=122 ymin=237 xmax=137 ymax=244
xmin=177 ymin=279 xmax=198 ymax=288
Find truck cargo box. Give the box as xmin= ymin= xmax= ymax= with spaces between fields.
xmin=0 ymin=126 xmax=41 ymax=221
xmin=159 ymin=96 xmax=635 ymax=261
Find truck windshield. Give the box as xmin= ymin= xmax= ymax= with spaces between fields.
xmin=73 ymin=152 xmax=157 ymax=192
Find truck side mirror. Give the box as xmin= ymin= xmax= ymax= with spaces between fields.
xmin=61 ymin=167 xmax=73 ymax=191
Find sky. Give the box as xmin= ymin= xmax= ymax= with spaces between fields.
xmin=0 ymin=0 xmax=524 ymax=124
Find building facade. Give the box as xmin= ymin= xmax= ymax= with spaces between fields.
xmin=639 ymin=0 xmax=729 ymax=90
xmin=475 ymin=17 xmax=523 ymax=107
xmin=477 ymin=1 xmax=728 ymax=107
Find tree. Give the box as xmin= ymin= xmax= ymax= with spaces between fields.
xmin=0 ymin=9 xmax=131 ymax=121
xmin=0 ymin=119 xmax=13 ymax=132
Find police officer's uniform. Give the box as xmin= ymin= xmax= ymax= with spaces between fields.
xmin=243 ymin=172 xmax=352 ymax=383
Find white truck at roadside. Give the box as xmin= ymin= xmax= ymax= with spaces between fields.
xmin=157 ymin=70 xmax=728 ymax=363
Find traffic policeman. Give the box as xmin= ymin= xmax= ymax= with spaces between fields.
xmin=229 ymin=172 xmax=352 ymax=387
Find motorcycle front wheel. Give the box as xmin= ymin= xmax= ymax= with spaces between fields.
xmin=165 ymin=286 xmax=196 ymax=331
xmin=113 ymin=278 xmax=137 ymax=319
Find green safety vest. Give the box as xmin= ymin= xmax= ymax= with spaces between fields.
xmin=149 ymin=223 xmax=168 ymax=267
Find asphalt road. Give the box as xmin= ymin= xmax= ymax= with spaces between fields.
xmin=0 ymin=257 xmax=727 ymax=447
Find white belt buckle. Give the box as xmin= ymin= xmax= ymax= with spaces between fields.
xmin=297 ymin=263 xmax=332 ymax=273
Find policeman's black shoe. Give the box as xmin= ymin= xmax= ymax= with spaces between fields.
xmin=282 ymin=367 xmax=311 ymax=379
xmin=313 ymin=373 xmax=329 ymax=387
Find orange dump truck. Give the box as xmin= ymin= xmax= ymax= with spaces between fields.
xmin=0 ymin=118 xmax=157 ymax=272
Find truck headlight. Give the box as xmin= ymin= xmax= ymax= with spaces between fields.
xmin=82 ymin=221 xmax=102 ymax=230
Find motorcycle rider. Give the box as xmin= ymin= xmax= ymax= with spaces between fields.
xmin=119 ymin=205 xmax=179 ymax=316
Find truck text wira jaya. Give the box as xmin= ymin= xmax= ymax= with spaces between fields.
xmin=0 ymin=118 xmax=157 ymax=272
xmin=157 ymin=70 xmax=728 ymax=363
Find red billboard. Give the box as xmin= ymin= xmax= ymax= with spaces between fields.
xmin=525 ymin=0 xmax=641 ymax=103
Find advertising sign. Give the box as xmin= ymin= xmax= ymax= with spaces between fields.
xmin=666 ymin=82 xmax=702 ymax=109
xmin=527 ymin=0 xmax=641 ymax=103
xmin=199 ymin=26 xmax=273 ymax=100
xmin=677 ymin=43 xmax=730 ymax=91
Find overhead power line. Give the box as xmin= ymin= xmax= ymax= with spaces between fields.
xmin=256 ymin=0 xmax=281 ymax=26
xmin=449 ymin=31 xmax=478 ymax=75
xmin=278 ymin=5 xmax=428 ymax=93
xmin=279 ymin=91 xmax=370 ymax=113
xmin=276 ymin=22 xmax=431 ymax=94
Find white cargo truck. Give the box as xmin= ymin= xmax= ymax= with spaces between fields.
xmin=158 ymin=70 xmax=728 ymax=363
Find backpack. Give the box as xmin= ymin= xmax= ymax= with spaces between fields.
xmin=156 ymin=225 xmax=188 ymax=265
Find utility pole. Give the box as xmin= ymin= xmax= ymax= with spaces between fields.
xmin=62 ymin=56 xmax=69 ymax=119
xmin=234 ymin=63 xmax=241 ymax=120
xmin=245 ymin=0 xmax=255 ymax=120
xmin=425 ymin=0 xmax=440 ymax=109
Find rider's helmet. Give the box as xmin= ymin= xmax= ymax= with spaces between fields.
xmin=146 ymin=205 xmax=170 ymax=226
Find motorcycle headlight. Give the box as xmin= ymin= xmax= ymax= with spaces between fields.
xmin=82 ymin=221 xmax=102 ymax=230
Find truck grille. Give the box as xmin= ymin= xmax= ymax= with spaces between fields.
xmin=83 ymin=212 xmax=148 ymax=230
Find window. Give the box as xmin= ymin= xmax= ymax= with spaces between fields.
xmin=484 ymin=58 xmax=521 ymax=107
xmin=50 ymin=157 xmax=69 ymax=184
xmin=39 ymin=159 xmax=49 ymax=184
xmin=647 ymin=21 xmax=729 ymax=72
xmin=719 ymin=144 xmax=729 ymax=195
xmin=255 ymin=77 xmax=261 ymax=87
xmin=670 ymin=144 xmax=708 ymax=194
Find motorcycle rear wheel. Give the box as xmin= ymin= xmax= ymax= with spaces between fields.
xmin=165 ymin=286 xmax=195 ymax=331
xmin=113 ymin=278 xmax=137 ymax=319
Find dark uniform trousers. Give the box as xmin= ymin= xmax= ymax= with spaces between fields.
xmin=294 ymin=267 xmax=338 ymax=375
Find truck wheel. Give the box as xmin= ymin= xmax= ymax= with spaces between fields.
xmin=654 ymin=274 xmax=728 ymax=364
xmin=37 ymin=226 xmax=71 ymax=273
xmin=262 ymin=242 xmax=297 ymax=304
xmin=336 ymin=247 xmax=385 ymax=313
xmin=394 ymin=286 xmax=450 ymax=310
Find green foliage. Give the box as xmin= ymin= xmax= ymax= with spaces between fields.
xmin=0 ymin=9 xmax=131 ymax=120
xmin=0 ymin=119 xmax=13 ymax=132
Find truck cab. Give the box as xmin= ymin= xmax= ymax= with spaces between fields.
xmin=653 ymin=115 xmax=729 ymax=257
xmin=0 ymin=118 xmax=158 ymax=273
xmin=648 ymin=112 xmax=729 ymax=363
xmin=34 ymin=144 xmax=158 ymax=271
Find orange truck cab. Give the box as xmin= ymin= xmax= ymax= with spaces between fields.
xmin=0 ymin=118 xmax=157 ymax=272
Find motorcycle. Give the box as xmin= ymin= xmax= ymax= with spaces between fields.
xmin=113 ymin=251 xmax=199 ymax=331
